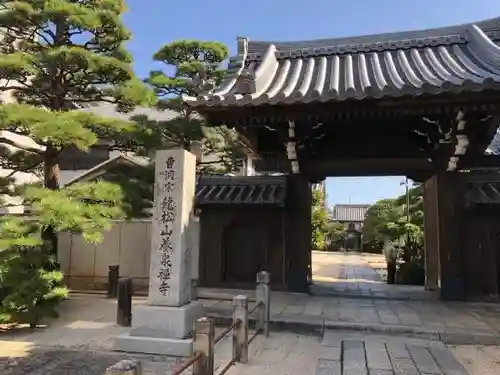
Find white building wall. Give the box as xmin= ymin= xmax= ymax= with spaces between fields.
xmin=0 ymin=129 xmax=45 ymax=214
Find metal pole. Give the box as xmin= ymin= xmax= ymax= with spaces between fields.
xmin=405 ymin=177 xmax=411 ymax=246
xmin=405 ymin=177 xmax=410 ymax=223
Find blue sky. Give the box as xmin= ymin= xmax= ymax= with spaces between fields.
xmin=123 ymin=0 xmax=500 ymax=206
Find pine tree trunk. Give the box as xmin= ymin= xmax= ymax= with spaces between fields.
xmin=42 ymin=144 xmax=60 ymax=253
xmin=41 ymin=19 xmax=65 ymax=254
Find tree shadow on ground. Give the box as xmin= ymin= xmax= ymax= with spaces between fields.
xmin=0 ymin=347 xmax=179 ymax=375
xmin=0 ymin=295 xmax=184 ymax=375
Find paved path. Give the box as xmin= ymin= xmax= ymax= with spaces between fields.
xmin=312 ymin=251 xmax=386 ymax=283
xmin=310 ymin=251 xmax=434 ymax=300
xmin=0 ymin=295 xmax=479 ymax=375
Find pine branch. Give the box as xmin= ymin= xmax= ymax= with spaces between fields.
xmin=0 ymin=136 xmax=44 ymax=154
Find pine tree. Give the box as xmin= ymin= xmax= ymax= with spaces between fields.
xmin=0 ymin=0 xmax=153 ymax=326
xmin=136 ymin=40 xmax=248 ymax=174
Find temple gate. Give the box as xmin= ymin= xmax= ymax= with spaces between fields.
xmin=184 ymin=17 xmax=500 ymax=301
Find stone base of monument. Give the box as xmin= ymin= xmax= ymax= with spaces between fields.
xmin=114 ymin=301 xmax=203 ymax=356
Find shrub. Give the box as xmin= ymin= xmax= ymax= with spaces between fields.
xmin=0 ymin=246 xmax=68 ymax=327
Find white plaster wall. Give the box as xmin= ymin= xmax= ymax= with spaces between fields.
xmin=57 ymin=218 xmax=200 ymax=293
xmin=58 ymin=220 xmax=152 ymax=290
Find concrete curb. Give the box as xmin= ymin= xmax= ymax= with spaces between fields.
xmin=204 ymin=308 xmax=500 ymax=345
xmin=308 ymin=286 xmax=439 ymax=302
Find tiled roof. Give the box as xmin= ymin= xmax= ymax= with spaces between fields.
xmin=183 ymin=17 xmax=500 ymax=107
xmin=331 ymin=204 xmax=370 ymax=222
xmin=196 ymin=176 xmax=286 ymax=206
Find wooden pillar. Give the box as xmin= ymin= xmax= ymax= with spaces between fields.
xmin=435 ymin=172 xmax=465 ymax=301
xmin=284 ymin=174 xmax=311 ymax=293
xmin=423 ymin=178 xmax=439 ymax=291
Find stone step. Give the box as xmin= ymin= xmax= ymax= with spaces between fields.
xmin=314 ymin=334 xmax=471 ymax=375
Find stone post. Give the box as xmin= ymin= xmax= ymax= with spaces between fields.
xmin=114 ymin=150 xmax=203 ymax=356
xmin=192 ymin=317 xmax=214 ymax=375
xmin=256 ymin=271 xmax=271 ymax=337
xmin=232 ymin=295 xmax=249 ymax=364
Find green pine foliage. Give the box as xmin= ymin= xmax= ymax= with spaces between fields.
xmin=0 ymin=0 xmax=154 ymax=326
xmin=324 ymin=221 xmax=345 ymax=251
xmin=362 ymin=183 xmax=425 ymax=285
xmin=0 ymin=241 xmax=66 ymax=327
xmin=134 ymin=39 xmax=248 ymax=174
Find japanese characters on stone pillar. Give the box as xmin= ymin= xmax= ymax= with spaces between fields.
xmin=114 ymin=149 xmax=202 ymax=356
xmin=149 ymin=150 xmax=196 ymax=306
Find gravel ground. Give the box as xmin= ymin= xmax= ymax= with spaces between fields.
xmin=450 ymin=345 xmax=500 ymax=375
xmin=0 ymin=348 xmax=180 ymax=375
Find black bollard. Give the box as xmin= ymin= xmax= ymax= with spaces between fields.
xmin=107 ymin=265 xmax=120 ymax=298
xmin=117 ymin=278 xmax=133 ymax=326
xmin=387 ymin=261 xmax=396 ymax=285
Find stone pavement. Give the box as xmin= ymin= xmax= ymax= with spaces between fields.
xmin=310 ymin=251 xmax=435 ymax=301
xmin=200 ymin=290 xmax=500 ymax=345
xmin=215 ymin=331 xmax=474 ymax=375
xmin=317 ymin=331 xmax=471 ymax=375
xmin=198 ymin=251 xmax=500 ymax=345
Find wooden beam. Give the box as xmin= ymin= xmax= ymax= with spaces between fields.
xmin=460 ymin=154 xmax=500 ymax=168
xmin=201 ymin=93 xmax=500 ymax=126
xmin=300 ymin=157 xmax=435 ymax=178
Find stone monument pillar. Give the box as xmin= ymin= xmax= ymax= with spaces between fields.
xmin=114 ymin=149 xmax=203 ymax=356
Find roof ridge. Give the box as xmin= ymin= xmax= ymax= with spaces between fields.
xmin=333 ymin=204 xmax=371 ymax=207
xmin=244 ymin=17 xmax=500 ymax=57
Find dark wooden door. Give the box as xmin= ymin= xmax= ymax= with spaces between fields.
xmin=463 ymin=210 xmax=500 ymax=298
xmin=222 ymin=219 xmax=267 ymax=284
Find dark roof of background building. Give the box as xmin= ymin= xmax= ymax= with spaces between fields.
xmin=63 ymin=154 xmax=149 ymax=186
xmin=183 ymin=17 xmax=500 ymax=107
xmin=331 ymin=204 xmax=370 ymax=222
xmin=77 ymin=102 xmax=180 ymax=121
